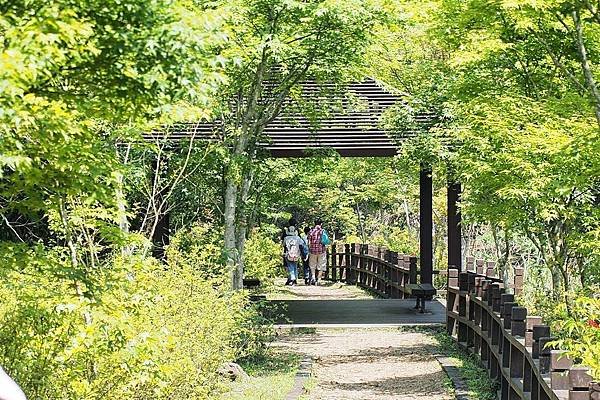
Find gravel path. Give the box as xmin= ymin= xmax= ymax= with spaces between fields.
xmin=268 ymin=278 xmax=374 ymax=300
xmin=274 ymin=329 xmax=452 ymax=400
xmin=268 ymin=279 xmax=452 ymax=400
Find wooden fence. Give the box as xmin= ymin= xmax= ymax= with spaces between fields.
xmin=324 ymin=243 xmax=419 ymax=298
xmin=323 ymin=246 xmax=599 ymax=400
xmin=447 ymin=257 xmax=599 ymax=400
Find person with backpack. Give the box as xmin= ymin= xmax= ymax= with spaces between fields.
xmin=283 ymin=226 xmax=307 ymax=286
xmin=308 ymin=219 xmax=331 ymax=285
xmin=281 ymin=218 xmax=297 ymax=283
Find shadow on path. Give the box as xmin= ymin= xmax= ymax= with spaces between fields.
xmin=272 ymin=299 xmax=446 ymax=326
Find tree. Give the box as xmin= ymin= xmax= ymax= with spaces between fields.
xmin=0 ymin=0 xmax=224 ymax=291
xmin=366 ymin=0 xmax=600 ymax=301
xmin=211 ymin=0 xmax=385 ymax=289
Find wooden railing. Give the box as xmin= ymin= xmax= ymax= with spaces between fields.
xmin=324 ymin=243 xmax=419 ymax=298
xmin=447 ymin=258 xmax=598 ymax=400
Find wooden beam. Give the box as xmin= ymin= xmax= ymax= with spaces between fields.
xmin=447 ymin=179 xmax=462 ymax=270
xmin=419 ymin=164 xmax=433 ymax=285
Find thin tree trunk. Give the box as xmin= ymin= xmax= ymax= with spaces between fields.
xmin=224 ymin=178 xmax=240 ymax=288
xmin=403 ymin=198 xmax=412 ymax=234
xmin=233 ymin=169 xmax=255 ymax=287
xmin=116 ymin=143 xmax=131 ymax=235
xmin=573 ymin=9 xmax=600 ymax=127
xmin=355 ymin=202 xmax=366 ymax=243
xmin=58 ymin=198 xmax=92 ymax=326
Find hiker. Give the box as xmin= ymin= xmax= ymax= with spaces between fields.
xmin=300 ymin=226 xmax=312 ymax=284
xmin=308 ymin=219 xmax=331 ymax=285
xmin=283 ymin=226 xmax=307 ymax=286
xmin=281 ymin=217 xmax=298 ymax=283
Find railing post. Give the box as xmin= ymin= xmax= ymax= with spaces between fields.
xmin=539 ymin=336 xmax=556 ymax=374
xmin=513 ymin=267 xmax=524 ymax=295
xmin=331 ymin=243 xmax=337 ymax=282
xmin=550 ymin=351 xmax=573 ymax=392
xmin=486 ymin=262 xmax=496 ymax=279
xmin=501 ymin=294 xmax=516 ymax=330
xmin=344 ymin=243 xmax=350 ymax=283
xmin=466 ymin=256 xmax=475 ymax=272
xmin=409 ymin=257 xmax=418 ymax=284
xmin=532 ymin=325 xmax=551 ymax=359
xmin=476 ymin=259 xmax=485 ymax=275
xmin=390 ymin=251 xmax=398 ymax=298
xmin=568 ymin=367 xmax=592 ymax=400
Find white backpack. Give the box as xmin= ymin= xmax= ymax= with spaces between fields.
xmin=286 ymin=237 xmax=301 ymax=262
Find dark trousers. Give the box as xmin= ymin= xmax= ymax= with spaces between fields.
xmin=302 ymin=258 xmax=312 ymax=281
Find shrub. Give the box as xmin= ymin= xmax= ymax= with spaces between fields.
xmin=243 ymin=229 xmax=284 ymax=287
xmin=550 ymin=297 xmax=600 ymax=380
xmin=166 ymin=222 xmax=226 ymax=281
xmin=0 ymin=228 xmax=273 ymax=399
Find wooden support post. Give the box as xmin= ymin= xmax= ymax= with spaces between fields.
xmin=420 ymin=164 xmax=433 ymax=285
xmin=331 ymin=244 xmax=337 ymax=282
xmin=447 ymin=179 xmax=462 ymax=271
xmin=344 ymin=243 xmax=350 ymax=282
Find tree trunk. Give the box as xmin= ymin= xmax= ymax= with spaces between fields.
xmin=233 ymin=169 xmax=254 ymax=287
xmin=550 ymin=265 xmax=564 ymax=300
xmin=355 ymin=202 xmax=366 ymax=243
xmin=573 ymin=9 xmax=600 ymax=128
xmin=224 ymin=178 xmax=241 ymax=289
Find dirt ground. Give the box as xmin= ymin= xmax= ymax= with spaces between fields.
xmin=274 ymin=329 xmax=452 ymax=400
xmin=267 ymin=280 xmax=453 ymax=400
xmin=268 ymin=278 xmax=374 ymax=300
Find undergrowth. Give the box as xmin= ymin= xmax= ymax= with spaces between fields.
xmin=434 ymin=329 xmax=498 ymax=400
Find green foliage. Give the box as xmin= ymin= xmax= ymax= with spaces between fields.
xmin=550 ymin=297 xmax=600 ymax=380
xmin=166 ymin=222 xmax=226 ymax=281
xmin=0 ymin=234 xmax=271 ymax=399
xmin=371 ymin=227 xmax=419 ymax=255
xmin=1 ymin=0 xmax=224 ymax=244
xmin=243 ymin=229 xmax=283 ymax=285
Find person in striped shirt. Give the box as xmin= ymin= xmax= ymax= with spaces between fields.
xmin=308 ymin=219 xmax=327 ymax=285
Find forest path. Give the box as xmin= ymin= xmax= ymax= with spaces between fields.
xmin=273 ymin=328 xmax=453 ymax=400
xmin=268 ymin=278 xmax=374 ymax=301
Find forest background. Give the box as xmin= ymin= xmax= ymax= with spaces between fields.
xmin=1 ymin=0 xmax=600 ymax=398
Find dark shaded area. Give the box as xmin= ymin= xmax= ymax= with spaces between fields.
xmin=271 ymin=299 xmax=445 ymax=325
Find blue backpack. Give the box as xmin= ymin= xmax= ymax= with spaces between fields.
xmin=320 ymin=229 xmax=331 ymax=246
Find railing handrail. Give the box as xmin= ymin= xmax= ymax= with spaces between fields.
xmin=324 ymin=242 xmax=420 ymax=299
xmin=447 ymin=262 xmax=596 ymax=400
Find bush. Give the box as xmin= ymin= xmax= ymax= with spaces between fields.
xmin=166 ymin=222 xmax=226 ymax=281
xmin=243 ymin=229 xmax=284 ymax=287
xmin=0 ymin=228 xmax=273 ymax=399
xmin=550 ymin=297 xmax=600 ymax=380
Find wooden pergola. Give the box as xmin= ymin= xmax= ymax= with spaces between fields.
xmin=148 ymin=79 xmax=463 ymax=283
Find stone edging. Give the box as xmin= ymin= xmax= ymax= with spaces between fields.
xmin=435 ymin=354 xmax=476 ymax=400
xmin=284 ymin=356 xmax=313 ymax=400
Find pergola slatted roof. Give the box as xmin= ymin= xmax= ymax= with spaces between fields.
xmin=145 ymin=79 xmax=434 ymax=157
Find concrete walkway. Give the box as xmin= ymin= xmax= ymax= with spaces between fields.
xmin=269 ymin=280 xmax=446 ymax=328
xmin=265 ymin=280 xmax=452 ymax=399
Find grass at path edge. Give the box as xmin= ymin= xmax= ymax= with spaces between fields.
xmin=433 ymin=329 xmax=498 ymax=400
